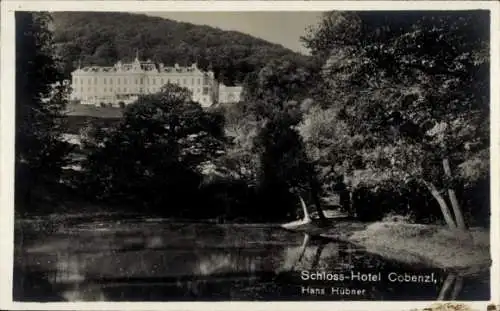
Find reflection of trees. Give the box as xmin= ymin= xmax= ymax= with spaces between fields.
xmin=19 ymin=226 xmax=474 ymax=301
xmin=291 ymin=233 xmax=310 ymax=270
xmin=287 ymin=233 xmax=467 ymax=301
xmin=438 ymin=273 xmax=464 ymax=300
xmin=54 ymin=253 xmax=85 ymax=283
xmin=288 ymin=233 xmax=353 ymax=271
xmin=45 ymin=252 xmax=108 ymax=301
xmin=311 ymin=241 xmax=326 ymax=269
xmin=196 ymin=253 xmax=257 ymax=276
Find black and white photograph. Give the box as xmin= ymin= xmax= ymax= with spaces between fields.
xmin=1 ymin=1 xmax=498 ymax=306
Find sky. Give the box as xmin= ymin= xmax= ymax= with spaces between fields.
xmin=145 ymin=12 xmax=324 ymax=55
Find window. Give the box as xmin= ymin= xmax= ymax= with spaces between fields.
xmin=104 ymin=78 xmax=107 ymax=84
xmin=192 ymin=78 xmax=194 ymax=85
xmin=135 ymin=79 xmax=138 ymax=84
xmin=161 ymin=78 xmax=164 ymax=84
xmin=202 ymin=87 xmax=209 ymax=95
xmin=197 ymin=78 xmax=201 ymax=85
xmin=109 ymin=78 xmax=113 ymax=84
xmin=140 ymin=78 xmax=144 ymax=84
xmin=153 ymin=78 xmax=156 ymax=85
xmin=118 ymin=78 xmax=121 ymax=85
xmin=104 ymin=87 xmax=107 ymax=92
xmin=124 ymin=79 xmax=127 ymax=85
xmin=183 ymin=78 xmax=186 ymax=85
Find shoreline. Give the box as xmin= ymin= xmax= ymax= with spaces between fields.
xmin=313 ymin=221 xmax=490 ymax=277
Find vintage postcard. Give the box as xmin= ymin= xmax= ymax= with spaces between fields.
xmin=0 ymin=1 xmax=498 ymax=310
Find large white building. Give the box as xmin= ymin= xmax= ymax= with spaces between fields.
xmin=70 ymin=56 xmax=240 ymax=108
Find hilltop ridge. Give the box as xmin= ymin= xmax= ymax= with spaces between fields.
xmin=51 ymin=12 xmax=311 ymax=85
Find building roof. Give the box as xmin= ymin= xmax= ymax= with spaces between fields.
xmin=75 ymin=57 xmax=208 ymax=75
xmin=219 ymin=85 xmax=243 ymax=92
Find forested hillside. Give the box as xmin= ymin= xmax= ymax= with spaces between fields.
xmin=51 ymin=12 xmax=312 ymax=85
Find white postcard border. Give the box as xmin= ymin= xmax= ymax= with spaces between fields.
xmin=1 ymin=1 xmax=498 ymax=310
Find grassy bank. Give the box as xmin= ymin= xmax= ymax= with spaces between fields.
xmin=317 ymin=221 xmax=490 ymax=276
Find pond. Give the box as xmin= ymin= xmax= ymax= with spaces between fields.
xmin=13 ymin=220 xmax=489 ymax=301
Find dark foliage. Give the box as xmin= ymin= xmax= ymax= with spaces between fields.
xmin=77 ymin=84 xmax=227 ymax=216
xmin=15 ymin=12 xmax=73 ymax=215
xmin=300 ymin=10 xmax=490 ymax=226
xmin=64 ymin=115 xmax=121 ymax=135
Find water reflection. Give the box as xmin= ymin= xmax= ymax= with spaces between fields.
xmin=282 ymin=233 xmax=476 ymax=301
xmin=438 ymin=274 xmax=464 ymax=301
xmin=14 ymin=222 xmax=489 ymax=301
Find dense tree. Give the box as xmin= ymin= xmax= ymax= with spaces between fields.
xmin=215 ymin=102 xmax=262 ymax=183
xmin=301 ymin=11 xmax=490 ymax=229
xmin=242 ymin=57 xmax=320 ymax=105
xmin=15 ymin=12 xmax=72 ymax=214
xmin=298 ymin=106 xmax=356 ymax=207
xmin=79 ymin=84 xmax=226 ymax=215
xmin=218 ymin=56 xmax=327 ymax=221
xmin=253 ymin=109 xmax=326 ymax=222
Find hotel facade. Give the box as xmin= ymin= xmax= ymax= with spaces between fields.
xmin=70 ymin=56 xmax=242 ymax=108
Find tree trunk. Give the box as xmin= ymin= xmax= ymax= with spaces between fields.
xmin=298 ymin=195 xmax=311 ymax=221
xmin=309 ymin=174 xmax=327 ymax=222
xmin=423 ymin=180 xmax=457 ymax=229
xmin=312 ymin=192 xmax=327 ymax=222
xmin=349 ymin=191 xmax=355 ymax=218
xmin=442 ymin=158 xmax=467 ymax=230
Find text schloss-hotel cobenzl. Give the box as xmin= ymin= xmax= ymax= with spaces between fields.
xmin=301 ymin=270 xmax=438 ymax=284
